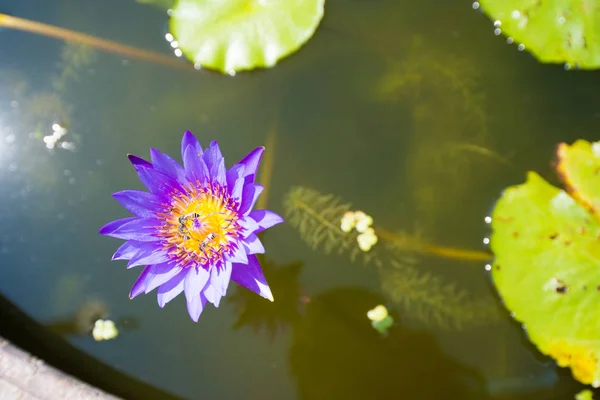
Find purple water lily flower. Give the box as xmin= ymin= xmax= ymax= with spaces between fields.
xmin=100 ymin=131 xmax=284 ymax=322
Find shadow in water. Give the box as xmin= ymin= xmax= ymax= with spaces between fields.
xmin=229 ymin=255 xmax=305 ymax=341
xmin=287 ymin=286 xmax=490 ymax=400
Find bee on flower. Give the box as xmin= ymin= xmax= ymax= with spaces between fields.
xmin=100 ymin=131 xmax=284 ymax=322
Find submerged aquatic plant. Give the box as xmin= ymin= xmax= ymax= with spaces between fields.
xmin=284 ymin=185 xmax=499 ymax=329
xmin=100 ymin=131 xmax=284 ymax=322
xmin=284 ymin=186 xmax=377 ymax=264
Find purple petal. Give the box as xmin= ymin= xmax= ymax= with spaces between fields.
xmin=239 ymin=216 xmax=259 ymax=237
xmin=210 ymin=156 xmax=226 ymax=186
xmin=186 ymin=293 xmax=207 ymax=322
xmin=228 ymin=243 xmax=248 ymax=264
xmin=236 ymin=147 xmax=264 ymax=184
xmin=99 ymin=217 xmax=161 ymax=241
xmin=128 ymin=154 xmax=153 ymax=168
xmin=249 ymin=210 xmax=284 ymax=233
xmin=150 ymin=148 xmax=186 ymax=183
xmin=210 ymin=262 xmax=232 ymax=296
xmin=239 ymin=184 xmax=263 ymax=215
xmin=184 ymin=267 xmax=210 ymax=322
xmin=112 ymin=241 xmax=142 ymax=260
xmin=129 ymin=266 xmax=151 ymax=299
xmin=181 ymin=130 xmax=203 ymax=161
xmin=145 ymin=263 xmax=183 ymax=293
xmin=203 ymin=141 xmax=223 ymax=171
xmin=157 ymin=269 xmax=187 ymax=307
xmin=183 ymin=146 xmax=209 ymax=184
xmin=203 ymin=284 xmax=222 ymax=307
xmin=230 ymin=176 xmax=244 ymax=206
xmin=134 ymin=165 xmax=183 ymax=196
xmin=231 ymin=255 xmax=273 ymax=301
xmin=127 ymin=244 xmax=170 ymax=268
xmin=242 ymin=234 xmax=265 ymax=255
xmin=226 ymin=164 xmax=245 ymax=190
xmin=112 ymin=190 xmax=162 ymax=218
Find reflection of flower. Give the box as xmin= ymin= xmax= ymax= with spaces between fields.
xmin=100 ymin=131 xmax=284 ymax=322
xmin=229 ymin=255 xmax=304 ymax=341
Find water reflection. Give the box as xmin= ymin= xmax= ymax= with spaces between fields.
xmin=229 ymin=253 xmax=305 ymax=341
xmin=44 ymin=299 xmax=140 ymax=340
xmin=2 ymin=0 xmax=600 ymax=398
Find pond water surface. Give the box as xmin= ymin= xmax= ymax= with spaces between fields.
xmin=0 ymin=0 xmax=598 ymax=399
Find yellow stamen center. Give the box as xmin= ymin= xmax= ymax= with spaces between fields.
xmin=157 ymin=182 xmax=240 ymax=267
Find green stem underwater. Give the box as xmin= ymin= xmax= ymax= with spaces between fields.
xmin=377 ymin=229 xmax=492 ymax=262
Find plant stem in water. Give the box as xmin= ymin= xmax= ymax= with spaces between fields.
xmin=377 ymin=228 xmax=492 ymax=262
xmin=0 ymin=13 xmax=191 ymax=71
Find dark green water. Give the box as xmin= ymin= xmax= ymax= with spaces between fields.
xmin=0 ymin=0 xmax=597 ymax=399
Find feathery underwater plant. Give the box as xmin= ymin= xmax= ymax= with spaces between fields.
xmin=283 ymin=185 xmax=499 ymax=329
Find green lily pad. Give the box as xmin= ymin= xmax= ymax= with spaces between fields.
xmin=477 ymin=0 xmax=600 ymax=69
xmin=169 ymin=0 xmax=325 ymax=74
xmin=556 ymin=139 xmax=600 ymax=219
xmin=490 ymin=170 xmax=600 ymax=387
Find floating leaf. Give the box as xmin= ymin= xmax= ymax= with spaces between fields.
xmin=477 ymin=0 xmax=600 ymax=69
xmin=556 ymin=139 xmax=600 ymax=220
xmin=490 ymin=170 xmax=600 ymax=386
xmin=367 ymin=304 xmax=393 ymax=336
xmin=169 ymin=0 xmax=325 ymax=73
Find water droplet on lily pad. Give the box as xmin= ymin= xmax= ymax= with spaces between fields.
xmin=489 ymin=141 xmax=600 ymax=386
xmin=477 ymin=0 xmax=600 ymax=69
xmin=169 ymin=0 xmax=325 ymax=74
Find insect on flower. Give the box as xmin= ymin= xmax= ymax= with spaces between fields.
xmin=99 ymin=131 xmax=284 ymax=322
